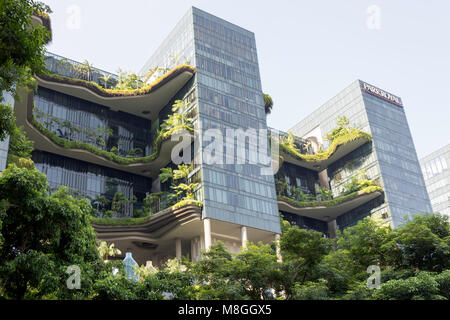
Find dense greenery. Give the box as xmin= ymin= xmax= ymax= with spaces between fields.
xmin=278 ymin=117 xmax=372 ymax=163
xmin=0 ymin=162 xmax=449 ymax=299
xmin=30 ymin=100 xmax=193 ymax=164
xmin=37 ymin=64 xmax=195 ymax=97
xmin=0 ymin=0 xmax=50 ymax=140
xmin=280 ymin=128 xmax=372 ymax=163
xmin=6 ymin=124 xmax=34 ymax=165
xmin=276 ymin=169 xmax=382 ymax=209
xmin=263 ymin=93 xmax=273 ymax=114
xmin=278 ymin=185 xmax=382 ymax=209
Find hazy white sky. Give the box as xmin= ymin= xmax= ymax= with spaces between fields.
xmin=43 ymin=0 xmax=449 ymax=158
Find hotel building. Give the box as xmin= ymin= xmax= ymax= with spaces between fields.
xmin=4 ymin=7 xmax=432 ymax=265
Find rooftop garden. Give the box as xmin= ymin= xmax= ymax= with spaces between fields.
xmin=39 ymin=51 xmax=194 ymax=92
xmin=278 ymin=116 xmax=372 ymax=163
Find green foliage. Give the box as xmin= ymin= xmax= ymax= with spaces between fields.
xmin=0 ymin=103 xmax=15 ymax=142
xmin=0 ymin=0 xmax=51 ymax=98
xmin=278 ymin=185 xmax=383 ymax=209
xmin=279 ymin=125 xmax=372 ymax=163
xmin=292 ymin=279 xmax=330 ymax=300
xmin=189 ymin=241 xmax=281 ymax=300
xmin=38 ymin=64 xmax=195 ymax=97
xmin=325 ymin=116 xmax=350 ymax=142
xmin=263 ymin=93 xmax=273 ymax=114
xmin=91 ymin=199 xmax=202 ymax=226
xmin=6 ymin=124 xmax=34 ymax=165
xmin=31 ymin=104 xmax=193 ymax=165
xmin=316 ymin=186 xmax=333 ymax=201
xmin=382 ymin=213 xmax=450 ymax=272
xmin=275 ymin=176 xmax=289 ymax=196
xmin=373 ymin=272 xmax=445 ymax=300
xmin=279 ymin=220 xmax=333 ymax=298
xmin=0 ymin=164 xmax=102 ymax=299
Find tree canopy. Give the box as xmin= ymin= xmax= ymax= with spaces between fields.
xmin=0 ymin=0 xmax=51 ymax=140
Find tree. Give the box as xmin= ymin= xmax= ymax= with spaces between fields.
xmin=6 ymin=124 xmax=34 ymax=165
xmin=97 ymin=241 xmax=122 ymax=262
xmin=0 ymin=0 xmax=51 ymax=94
xmin=0 ymin=104 xmax=15 ymax=142
xmin=98 ymin=73 xmax=112 ymax=89
xmin=188 ymin=242 xmax=251 ymax=300
xmin=325 ymin=116 xmax=351 ymax=142
xmin=382 ymin=213 xmax=450 ymax=272
xmin=279 ymin=220 xmax=332 ymax=298
xmin=0 ymin=164 xmax=102 ymax=299
xmin=336 ymin=216 xmax=391 ymax=273
xmin=263 ymin=93 xmax=273 ymax=114
xmin=0 ymin=0 xmax=51 ymax=139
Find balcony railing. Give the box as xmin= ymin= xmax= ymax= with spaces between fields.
xmin=43 ymin=52 xmax=118 ymax=89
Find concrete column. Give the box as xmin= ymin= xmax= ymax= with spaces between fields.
xmin=175 ymin=238 xmax=182 ymax=260
xmin=191 ymin=237 xmax=200 ymax=262
xmin=318 ymin=169 xmax=330 ymax=189
xmin=241 ymin=226 xmax=248 ymax=249
xmin=203 ymin=218 xmax=212 ymax=251
xmin=275 ymin=234 xmax=282 ymax=263
xmin=328 ymin=220 xmax=338 ymax=238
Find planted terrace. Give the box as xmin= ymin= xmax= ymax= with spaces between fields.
xmin=276 ymin=173 xmax=383 ymax=222
xmin=277 ymin=118 xmax=372 ymax=171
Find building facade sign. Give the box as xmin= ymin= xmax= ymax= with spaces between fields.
xmin=361 ymin=81 xmax=403 ymax=107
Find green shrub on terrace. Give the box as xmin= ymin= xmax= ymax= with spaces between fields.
xmin=91 ymin=199 xmax=202 ymax=226
xmin=30 ymin=106 xmax=193 ymax=165
xmin=279 ymin=128 xmax=372 ymax=163
xmin=37 ymin=64 xmax=195 ymax=97
xmin=278 ymin=185 xmax=382 ymax=209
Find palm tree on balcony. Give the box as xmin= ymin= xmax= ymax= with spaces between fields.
xmin=97 ymin=241 xmax=122 ymax=262
xmin=81 ymin=59 xmax=93 ymax=81
xmin=99 ymin=73 xmax=111 ymax=89
xmin=143 ymin=66 xmax=159 ymax=84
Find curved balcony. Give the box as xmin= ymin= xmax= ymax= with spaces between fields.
xmin=279 ymin=130 xmax=372 ymax=171
xmin=14 ymin=89 xmax=193 ymax=178
xmin=92 ymin=202 xmax=203 ymax=264
xmin=35 ymin=65 xmax=195 ymax=121
xmin=277 ymin=186 xmax=383 ymax=222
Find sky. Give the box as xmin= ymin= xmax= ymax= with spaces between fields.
xmin=43 ymin=0 xmax=449 ymax=158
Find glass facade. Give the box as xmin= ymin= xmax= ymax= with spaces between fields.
xmin=193 ymin=8 xmax=279 ymax=233
xmin=290 ymin=80 xmax=432 ymax=228
xmin=140 ymin=7 xmax=280 ymax=233
xmin=281 ymin=211 xmax=328 ymax=235
xmin=34 ymin=87 xmax=153 ymax=158
xmin=420 ymin=144 xmax=450 ymax=217
xmin=32 ymin=150 xmax=152 ymax=216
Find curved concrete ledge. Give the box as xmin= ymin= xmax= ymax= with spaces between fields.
xmin=278 ymin=190 xmax=383 ymax=222
xmin=280 ymin=135 xmax=372 ymax=171
xmin=35 ymin=65 xmax=195 ymax=120
xmin=92 ymin=204 xmax=202 ymax=241
xmin=14 ymin=89 xmax=191 ymax=178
